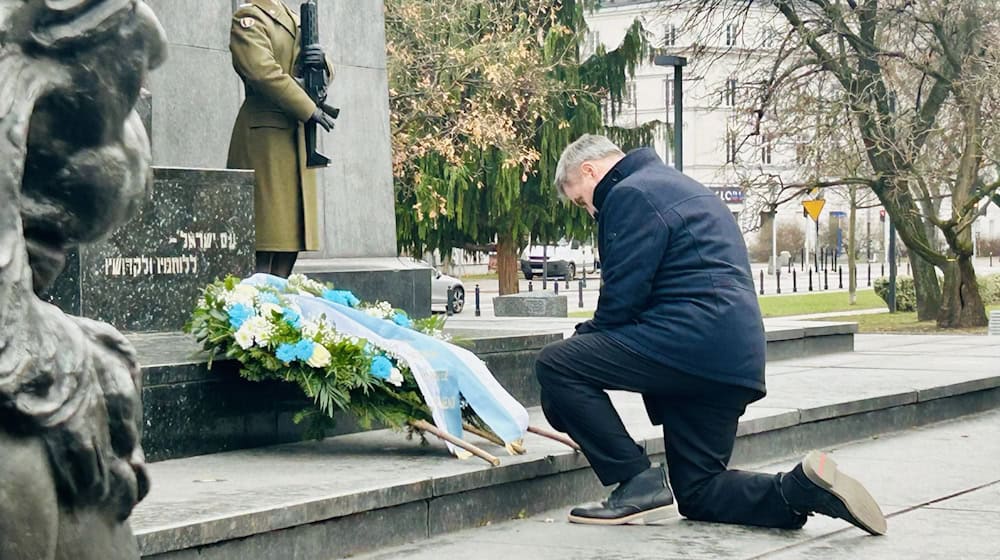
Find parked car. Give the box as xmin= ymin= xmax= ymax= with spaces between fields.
xmin=431 ymin=267 xmax=465 ymax=314
xmin=519 ymin=239 xmax=597 ymax=280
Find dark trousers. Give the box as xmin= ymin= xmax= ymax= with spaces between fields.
xmin=535 ymin=332 xmax=805 ymax=529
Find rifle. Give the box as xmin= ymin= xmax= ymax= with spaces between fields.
xmin=300 ymin=0 xmax=338 ymax=168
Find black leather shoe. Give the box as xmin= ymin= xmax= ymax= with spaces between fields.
xmin=781 ymin=450 xmax=887 ymax=535
xmin=568 ymin=466 xmax=674 ymax=525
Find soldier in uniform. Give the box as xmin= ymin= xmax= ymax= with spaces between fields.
xmin=227 ymin=0 xmax=336 ymax=277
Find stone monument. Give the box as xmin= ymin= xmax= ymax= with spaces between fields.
xmin=142 ymin=0 xmax=431 ymax=315
xmin=0 ymin=1 xmax=166 ymax=557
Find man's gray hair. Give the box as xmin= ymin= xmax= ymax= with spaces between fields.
xmin=554 ymin=134 xmax=625 ymax=198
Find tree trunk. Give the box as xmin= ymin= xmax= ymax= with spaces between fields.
xmin=937 ymin=256 xmax=988 ymax=328
xmin=496 ymin=233 xmax=520 ymax=296
xmin=848 ymin=187 xmax=857 ymax=305
xmin=878 ymin=182 xmax=942 ymax=320
xmin=910 ymin=256 xmax=941 ymax=320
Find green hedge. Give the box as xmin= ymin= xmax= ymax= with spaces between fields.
xmin=874 ymin=273 xmax=1000 ymax=311
xmin=873 ymin=276 xmax=917 ymax=311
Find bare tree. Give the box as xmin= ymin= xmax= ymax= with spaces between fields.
xmin=659 ymin=0 xmax=1000 ymax=327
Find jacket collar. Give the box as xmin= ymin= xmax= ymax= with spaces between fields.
xmin=593 ymin=148 xmax=661 ymax=212
xmin=252 ymin=0 xmax=297 ymax=37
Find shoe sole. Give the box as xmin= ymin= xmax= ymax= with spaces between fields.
xmin=567 ymin=505 xmax=674 ymax=526
xmin=802 ymin=450 xmax=887 ymax=535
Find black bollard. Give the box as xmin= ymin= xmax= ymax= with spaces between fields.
xmin=474 ymin=284 xmax=481 ymax=317
xmin=838 ymin=267 xmax=843 ymax=289
xmin=777 ymin=270 xmax=781 ymax=294
xmin=528 ymin=280 xmax=533 ymax=292
xmin=824 ymin=269 xmax=829 ymax=290
xmin=554 ymin=281 xmax=559 ymax=295
xmin=446 ymin=286 xmax=454 ymax=316
xmin=565 ymin=275 xmax=570 ymax=290
xmin=582 ymin=267 xmax=588 ymax=288
xmin=793 ymin=269 xmax=797 ymax=293
xmin=881 ymin=263 xmax=885 ymax=278
xmin=808 ymin=269 xmax=813 ymax=291
xmin=868 ymin=263 xmax=871 ymax=287
xmin=578 ymin=280 xmax=584 ymax=308
xmin=759 ymin=270 xmax=765 ymax=295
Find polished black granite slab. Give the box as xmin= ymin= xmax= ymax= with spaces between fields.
xmin=133 ymin=331 xmax=561 ymax=462
xmin=44 ymin=167 xmax=255 ymax=332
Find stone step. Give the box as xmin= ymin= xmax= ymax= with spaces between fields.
xmin=133 ymin=320 xmax=855 ymax=462
xmin=130 ymin=334 xmax=1000 ymax=560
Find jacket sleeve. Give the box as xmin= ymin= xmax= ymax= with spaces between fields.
xmin=579 ymin=186 xmax=669 ymax=333
xmin=230 ymin=8 xmax=316 ymax=122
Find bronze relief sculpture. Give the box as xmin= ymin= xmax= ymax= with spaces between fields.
xmin=0 ymin=1 xmax=166 ymax=557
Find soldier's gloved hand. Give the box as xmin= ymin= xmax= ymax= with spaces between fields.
xmin=299 ymin=44 xmax=326 ymax=70
xmin=311 ymin=107 xmax=336 ymax=132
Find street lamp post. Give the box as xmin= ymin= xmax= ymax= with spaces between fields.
xmin=654 ymin=55 xmax=687 ymax=172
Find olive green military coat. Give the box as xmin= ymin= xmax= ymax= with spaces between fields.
xmin=227 ymin=0 xmax=331 ymax=251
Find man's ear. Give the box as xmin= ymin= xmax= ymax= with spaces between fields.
xmin=580 ymin=161 xmax=595 ymax=178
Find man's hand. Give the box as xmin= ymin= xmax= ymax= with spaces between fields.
xmin=298 ymin=45 xmax=326 ymax=70
xmin=310 ymin=107 xmax=336 ymax=132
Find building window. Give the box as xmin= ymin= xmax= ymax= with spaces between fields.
xmin=663 ymin=24 xmax=677 ymax=47
xmin=726 ymin=133 xmax=738 ymax=164
xmin=625 ymin=81 xmax=637 ymax=107
xmin=585 ymin=30 xmax=601 ymax=56
xmin=725 ymin=23 xmax=737 ymax=46
xmin=724 ymin=78 xmax=737 ymax=107
xmin=795 ymin=143 xmax=808 ymax=166
xmin=761 ymin=141 xmax=773 ymax=165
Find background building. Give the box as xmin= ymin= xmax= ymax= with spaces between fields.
xmin=585 ymin=0 xmax=1000 ymax=264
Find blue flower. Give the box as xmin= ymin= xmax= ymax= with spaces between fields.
xmin=392 ymin=312 xmax=412 ymax=328
xmin=282 ymin=307 xmax=303 ymax=329
xmin=265 ymin=276 xmax=289 ymax=290
xmin=259 ymin=292 xmax=280 ymax=305
xmin=370 ymin=355 xmax=393 ymax=380
xmin=292 ymin=339 xmax=316 ymax=361
xmin=227 ymin=303 xmax=254 ymax=329
xmin=322 ymin=289 xmax=360 ymax=308
xmin=276 ymin=343 xmax=298 ymax=364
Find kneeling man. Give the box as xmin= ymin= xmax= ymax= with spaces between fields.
xmin=536 ymin=134 xmax=886 ymax=534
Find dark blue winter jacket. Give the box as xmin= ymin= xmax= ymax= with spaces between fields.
xmin=575 ymin=148 xmax=766 ymax=395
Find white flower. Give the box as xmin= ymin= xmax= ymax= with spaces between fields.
xmin=234 ymin=325 xmax=255 ymax=349
xmin=288 ymin=274 xmax=327 ymax=295
xmin=387 ymin=367 xmax=404 ymax=387
xmin=301 ymin=319 xmax=323 ymax=339
xmin=306 ymin=344 xmax=332 ymax=368
xmin=241 ymin=316 xmax=274 ymax=347
xmin=259 ymin=302 xmax=283 ymax=317
xmin=224 ymin=284 xmax=257 ymax=308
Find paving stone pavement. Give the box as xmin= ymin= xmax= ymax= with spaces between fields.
xmin=353 ymin=409 xmax=1000 ymax=560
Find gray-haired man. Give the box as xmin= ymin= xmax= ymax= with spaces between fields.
xmin=535 ymin=134 xmax=886 ymax=534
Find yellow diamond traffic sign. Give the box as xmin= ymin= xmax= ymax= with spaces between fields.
xmin=803 ymin=199 xmax=826 ymax=222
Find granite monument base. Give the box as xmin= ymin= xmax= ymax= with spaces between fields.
xmin=294 ymin=257 xmax=433 ymax=319
xmin=43 ymin=167 xmax=255 ymax=333
xmin=132 ymin=331 xmax=561 ymax=462
xmin=493 ymin=292 xmax=568 ymax=318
